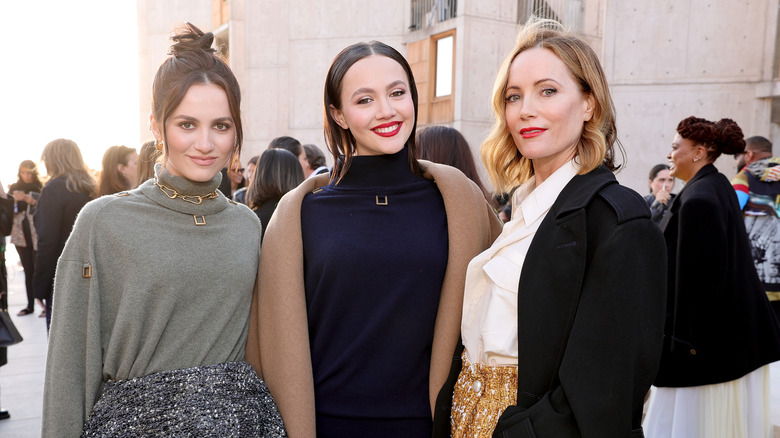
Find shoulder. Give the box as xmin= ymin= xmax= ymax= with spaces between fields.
xmin=594 ymin=183 xmax=651 ymax=224
xmin=42 ymin=176 xmax=67 ymax=191
xmin=226 ymin=199 xmax=263 ymax=229
xmin=418 ymin=160 xmax=486 ymax=206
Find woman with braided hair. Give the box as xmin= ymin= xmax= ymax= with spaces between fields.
xmin=42 ymin=23 xmax=285 ymax=437
xmin=644 ymin=116 xmax=780 ymax=438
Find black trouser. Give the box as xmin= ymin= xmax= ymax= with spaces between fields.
xmin=15 ymin=243 xmax=36 ymax=311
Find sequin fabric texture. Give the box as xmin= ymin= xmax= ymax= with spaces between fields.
xmin=81 ymin=361 xmax=287 ymax=437
xmin=451 ymin=352 xmax=518 ymax=438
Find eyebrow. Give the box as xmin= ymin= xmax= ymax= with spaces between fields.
xmin=350 ymin=80 xmax=407 ymax=99
xmin=171 ymin=115 xmax=233 ymax=123
xmin=505 ymin=78 xmax=562 ymax=92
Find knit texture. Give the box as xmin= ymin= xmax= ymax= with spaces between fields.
xmin=43 ymin=164 xmax=262 ymax=437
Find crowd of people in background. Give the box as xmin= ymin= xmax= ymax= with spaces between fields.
xmin=0 ymin=16 xmax=777 ymax=438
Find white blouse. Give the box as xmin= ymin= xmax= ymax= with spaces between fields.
xmin=461 ymin=160 xmax=579 ymax=366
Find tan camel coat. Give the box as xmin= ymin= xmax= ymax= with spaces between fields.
xmin=246 ymin=160 xmax=503 ymax=437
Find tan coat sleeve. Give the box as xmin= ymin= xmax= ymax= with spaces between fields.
xmin=421 ymin=162 xmax=503 ymax=416
xmin=251 ymin=176 xmax=329 ymax=438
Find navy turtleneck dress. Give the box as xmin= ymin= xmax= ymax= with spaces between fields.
xmin=301 ymin=147 xmax=448 ymax=437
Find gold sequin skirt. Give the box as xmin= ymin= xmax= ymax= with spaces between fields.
xmin=451 ymin=352 xmax=518 ymax=438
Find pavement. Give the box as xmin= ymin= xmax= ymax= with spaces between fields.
xmin=1 ymin=244 xmax=780 ymax=437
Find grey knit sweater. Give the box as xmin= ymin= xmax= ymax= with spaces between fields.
xmin=42 ymin=164 xmax=262 ymax=437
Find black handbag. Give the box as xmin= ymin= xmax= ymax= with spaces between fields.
xmin=0 ymin=309 xmax=23 ymax=347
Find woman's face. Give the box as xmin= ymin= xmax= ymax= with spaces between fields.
xmin=119 ymin=152 xmax=138 ymax=183
xmin=330 ymin=55 xmax=415 ymax=156
xmin=20 ymin=167 xmax=35 ymax=184
xmin=649 ymin=169 xmax=674 ymax=194
xmin=152 ymin=83 xmax=235 ymax=182
xmin=504 ymin=47 xmax=594 ymax=179
xmin=230 ymin=164 xmax=244 ymax=184
xmin=667 ymin=134 xmax=703 ymax=183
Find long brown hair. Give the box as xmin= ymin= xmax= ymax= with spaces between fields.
xmin=98 ymin=145 xmax=136 ymax=196
xmin=40 ymin=138 xmax=97 ymax=198
xmin=416 ymin=126 xmax=493 ymax=205
xmin=245 ymin=149 xmax=304 ymax=209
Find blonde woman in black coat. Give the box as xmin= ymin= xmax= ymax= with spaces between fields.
xmin=441 ymin=17 xmax=667 ymax=438
xmin=644 ymin=116 xmax=780 ymax=438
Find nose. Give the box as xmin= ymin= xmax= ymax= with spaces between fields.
xmin=519 ymin=96 xmax=536 ymax=120
xmin=376 ymin=96 xmax=397 ymax=120
xmin=193 ymin=129 xmax=216 ymax=154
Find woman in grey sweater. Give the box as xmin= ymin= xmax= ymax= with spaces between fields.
xmin=42 ymin=23 xmax=285 ymax=437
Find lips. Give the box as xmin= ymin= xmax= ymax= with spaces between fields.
xmin=372 ymin=121 xmax=402 ymax=137
xmin=190 ymin=156 xmax=218 ymax=166
xmin=519 ymin=127 xmax=546 ymax=139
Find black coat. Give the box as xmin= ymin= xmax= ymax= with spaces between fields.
xmin=655 ymin=164 xmax=780 ymax=387
xmin=435 ymin=166 xmax=667 ymax=438
xmin=33 ymin=176 xmax=92 ymax=301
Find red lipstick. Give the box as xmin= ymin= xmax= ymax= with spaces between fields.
xmin=519 ymin=127 xmax=546 ymax=139
xmin=372 ymin=121 xmax=402 ymax=137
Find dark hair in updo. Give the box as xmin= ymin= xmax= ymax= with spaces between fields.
xmin=151 ymin=22 xmax=242 ymax=170
xmin=676 ymin=116 xmax=745 ymax=162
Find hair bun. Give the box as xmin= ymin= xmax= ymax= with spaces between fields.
xmin=714 ymin=118 xmax=745 ymax=155
xmin=169 ymin=22 xmax=216 ymax=57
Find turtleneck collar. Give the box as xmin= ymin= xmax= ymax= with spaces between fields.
xmin=140 ymin=163 xmax=229 ymax=215
xmin=334 ymin=147 xmax=422 ymax=191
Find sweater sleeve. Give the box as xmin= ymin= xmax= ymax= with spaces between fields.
xmin=42 ymin=202 xmax=105 ymax=438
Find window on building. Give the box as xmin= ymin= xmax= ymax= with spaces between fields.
xmin=517 ymin=0 xmax=582 ymax=31
xmin=434 ymin=35 xmax=454 ymax=97
xmin=410 ymin=0 xmax=457 ymax=31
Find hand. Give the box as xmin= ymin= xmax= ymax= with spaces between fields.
xmin=655 ymin=189 xmax=671 ymax=205
xmin=12 ymin=191 xmax=27 ymax=202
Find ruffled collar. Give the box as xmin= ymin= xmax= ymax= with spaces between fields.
xmin=334 ymin=147 xmax=422 ymax=191
xmin=140 ymin=163 xmax=229 ymax=215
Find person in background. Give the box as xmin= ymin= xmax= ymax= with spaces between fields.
xmin=9 ymin=160 xmax=43 ymax=317
xmin=416 ymin=126 xmax=494 ymax=207
xmin=250 ymin=40 xmax=502 ymax=438
xmin=447 ymin=18 xmax=666 ymax=437
xmin=0 ymin=179 xmax=13 ymax=420
xmin=97 ymin=145 xmax=138 ymax=196
xmin=269 ymin=135 xmax=307 ymax=171
xmin=234 ymin=154 xmax=259 ymax=204
xmin=246 ymin=149 xmax=304 ymax=241
xmin=645 ymin=163 xmax=676 ymax=226
xmin=33 ymin=138 xmax=96 ymax=330
xmin=731 ymin=136 xmax=780 ymax=319
xmin=645 ymin=117 xmax=780 ymax=438
xmin=41 ymin=23 xmax=285 ymax=437
xmin=302 ymin=144 xmax=329 ymax=178
xmin=136 ymin=139 xmax=161 ymax=186
xmin=228 ymin=160 xmax=246 ymax=199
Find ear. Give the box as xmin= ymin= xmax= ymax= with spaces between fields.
xmin=329 ymin=104 xmax=349 ymax=130
xmin=583 ymin=94 xmax=595 ymax=122
xmin=150 ymin=114 xmax=162 ymax=142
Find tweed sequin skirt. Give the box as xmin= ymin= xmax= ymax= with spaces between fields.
xmin=81 ymin=361 xmax=287 ymax=437
xmin=451 ymin=352 xmax=518 ymax=438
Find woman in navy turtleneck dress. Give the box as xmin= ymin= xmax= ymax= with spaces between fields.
xmin=248 ymin=41 xmax=502 ymax=437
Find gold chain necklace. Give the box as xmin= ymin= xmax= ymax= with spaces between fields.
xmin=153 ymin=178 xmax=219 ymax=205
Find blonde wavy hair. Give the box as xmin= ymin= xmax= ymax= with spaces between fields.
xmin=41 ymin=138 xmax=97 ymax=198
xmin=482 ymin=17 xmax=622 ymax=193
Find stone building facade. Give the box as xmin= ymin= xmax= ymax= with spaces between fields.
xmin=136 ymin=0 xmax=780 ymax=193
